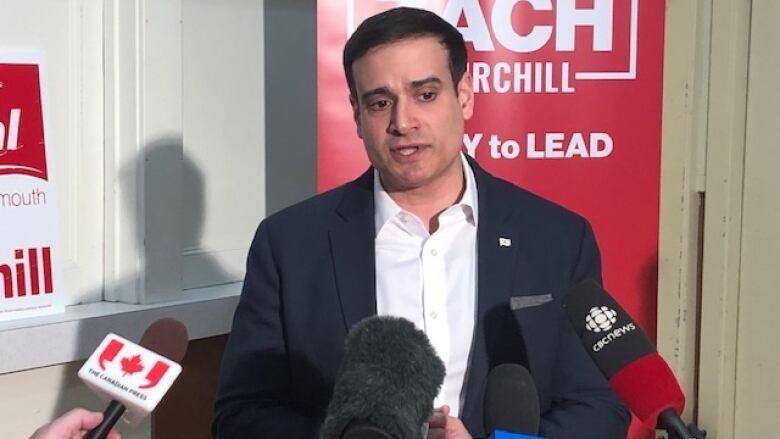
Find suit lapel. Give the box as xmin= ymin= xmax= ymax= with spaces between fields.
xmin=460 ymin=159 xmax=559 ymax=433
xmin=329 ymin=169 xmax=377 ymax=332
xmin=461 ymin=159 xmax=522 ymax=429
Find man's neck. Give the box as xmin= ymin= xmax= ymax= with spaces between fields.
xmin=381 ymin=165 xmax=466 ymax=233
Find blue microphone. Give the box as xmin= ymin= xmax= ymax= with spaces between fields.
xmin=490 ymin=432 xmax=543 ymax=439
xmin=484 ymin=364 xmax=545 ymax=439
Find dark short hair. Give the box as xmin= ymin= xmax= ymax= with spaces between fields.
xmin=343 ymin=7 xmax=468 ymax=99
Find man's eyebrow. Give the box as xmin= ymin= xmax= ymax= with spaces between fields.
xmin=360 ymin=86 xmax=392 ymax=103
xmin=359 ymin=77 xmax=443 ymax=103
xmin=410 ymin=76 xmax=443 ymax=89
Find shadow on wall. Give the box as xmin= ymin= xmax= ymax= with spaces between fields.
xmin=48 ymin=137 xmax=234 ymax=438
xmin=117 ymin=136 xmax=235 ymax=303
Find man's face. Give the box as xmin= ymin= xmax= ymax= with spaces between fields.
xmin=350 ymin=36 xmax=474 ymax=193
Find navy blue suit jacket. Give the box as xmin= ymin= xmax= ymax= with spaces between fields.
xmin=213 ymin=159 xmax=630 ymax=438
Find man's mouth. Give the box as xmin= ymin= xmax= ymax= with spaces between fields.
xmin=391 ymin=144 xmax=424 ymax=157
xmin=397 ymin=146 xmax=419 ymax=156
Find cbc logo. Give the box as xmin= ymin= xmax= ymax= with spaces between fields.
xmin=585 ymin=306 xmax=618 ymax=333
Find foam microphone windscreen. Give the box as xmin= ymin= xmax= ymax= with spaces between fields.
xmin=139 ymin=317 xmax=189 ymax=362
xmin=561 ymin=280 xmax=685 ymax=427
xmin=340 ymin=420 xmax=395 ymax=439
xmin=320 ymin=316 xmax=445 ymax=439
xmin=608 ymin=352 xmax=685 ymax=426
xmin=483 ymin=363 xmax=540 ymax=436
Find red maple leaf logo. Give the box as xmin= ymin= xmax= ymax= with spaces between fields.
xmin=120 ymin=354 xmax=145 ymax=376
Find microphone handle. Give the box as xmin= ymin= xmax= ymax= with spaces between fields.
xmin=84 ymin=400 xmax=126 ymax=439
xmin=658 ymin=408 xmax=706 ymax=439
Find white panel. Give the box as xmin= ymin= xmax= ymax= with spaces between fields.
xmin=104 ymin=0 xmax=144 ymax=303
xmin=697 ymin=0 xmax=751 ymax=435
xmin=734 ymin=2 xmax=780 ymax=437
xmin=0 ymin=0 xmax=104 ymax=305
xmin=138 ymin=0 xmax=184 ymax=303
xmin=181 ymin=0 xmax=265 ymax=289
xmin=104 ymin=0 xmax=185 ymax=304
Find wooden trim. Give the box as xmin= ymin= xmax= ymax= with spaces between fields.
xmin=657 ymin=0 xmax=710 ymax=420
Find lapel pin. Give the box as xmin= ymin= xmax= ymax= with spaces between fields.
xmin=499 ymin=237 xmax=512 ymax=247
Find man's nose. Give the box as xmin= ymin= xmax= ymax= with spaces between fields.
xmin=388 ymin=98 xmax=418 ymax=135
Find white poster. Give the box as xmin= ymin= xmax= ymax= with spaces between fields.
xmin=0 ymin=53 xmax=65 ymax=321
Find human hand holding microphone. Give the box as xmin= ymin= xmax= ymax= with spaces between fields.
xmin=426 ymin=404 xmax=471 ymax=439
xmin=29 ymin=318 xmax=188 ymax=439
xmin=29 ymin=408 xmax=121 ymax=439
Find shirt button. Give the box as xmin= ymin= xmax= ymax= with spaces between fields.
xmin=430 ymin=249 xmax=438 ymax=256
xmin=430 ymin=311 xmax=438 ymax=319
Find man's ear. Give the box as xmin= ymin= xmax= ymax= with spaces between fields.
xmin=457 ymin=72 xmax=475 ymax=121
xmin=350 ymin=94 xmax=363 ymax=139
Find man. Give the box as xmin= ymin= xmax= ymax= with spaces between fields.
xmin=214 ymin=7 xmax=629 ymax=438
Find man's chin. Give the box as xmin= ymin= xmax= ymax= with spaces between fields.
xmin=376 ymin=166 xmax=428 ymax=190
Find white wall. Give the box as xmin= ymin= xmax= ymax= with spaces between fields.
xmin=0 ymin=0 xmax=265 ymax=306
xmin=0 ymin=0 xmax=264 ymax=436
xmin=731 ymin=1 xmax=780 ymax=435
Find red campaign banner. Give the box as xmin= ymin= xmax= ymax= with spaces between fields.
xmin=319 ymin=0 xmax=663 ymax=334
xmin=318 ymin=3 xmax=663 ymax=435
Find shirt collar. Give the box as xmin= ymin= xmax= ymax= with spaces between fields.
xmin=374 ymin=153 xmax=479 ymax=235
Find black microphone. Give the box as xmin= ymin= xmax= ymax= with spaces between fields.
xmin=320 ymin=316 xmax=445 ymax=439
xmin=483 ymin=363 xmax=542 ymax=439
xmin=561 ymin=280 xmax=705 ymax=439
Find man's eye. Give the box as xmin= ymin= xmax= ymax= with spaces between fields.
xmin=419 ymin=91 xmax=437 ymax=102
xmin=369 ymin=100 xmax=390 ymax=110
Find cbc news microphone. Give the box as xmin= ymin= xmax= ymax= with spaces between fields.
xmin=320 ymin=316 xmax=445 ymax=439
xmin=77 ymin=318 xmax=189 ymax=439
xmin=561 ymin=280 xmax=706 ymax=439
xmin=483 ymin=363 xmax=544 ymax=439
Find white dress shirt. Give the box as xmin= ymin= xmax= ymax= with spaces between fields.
xmin=374 ymin=153 xmax=478 ymax=417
